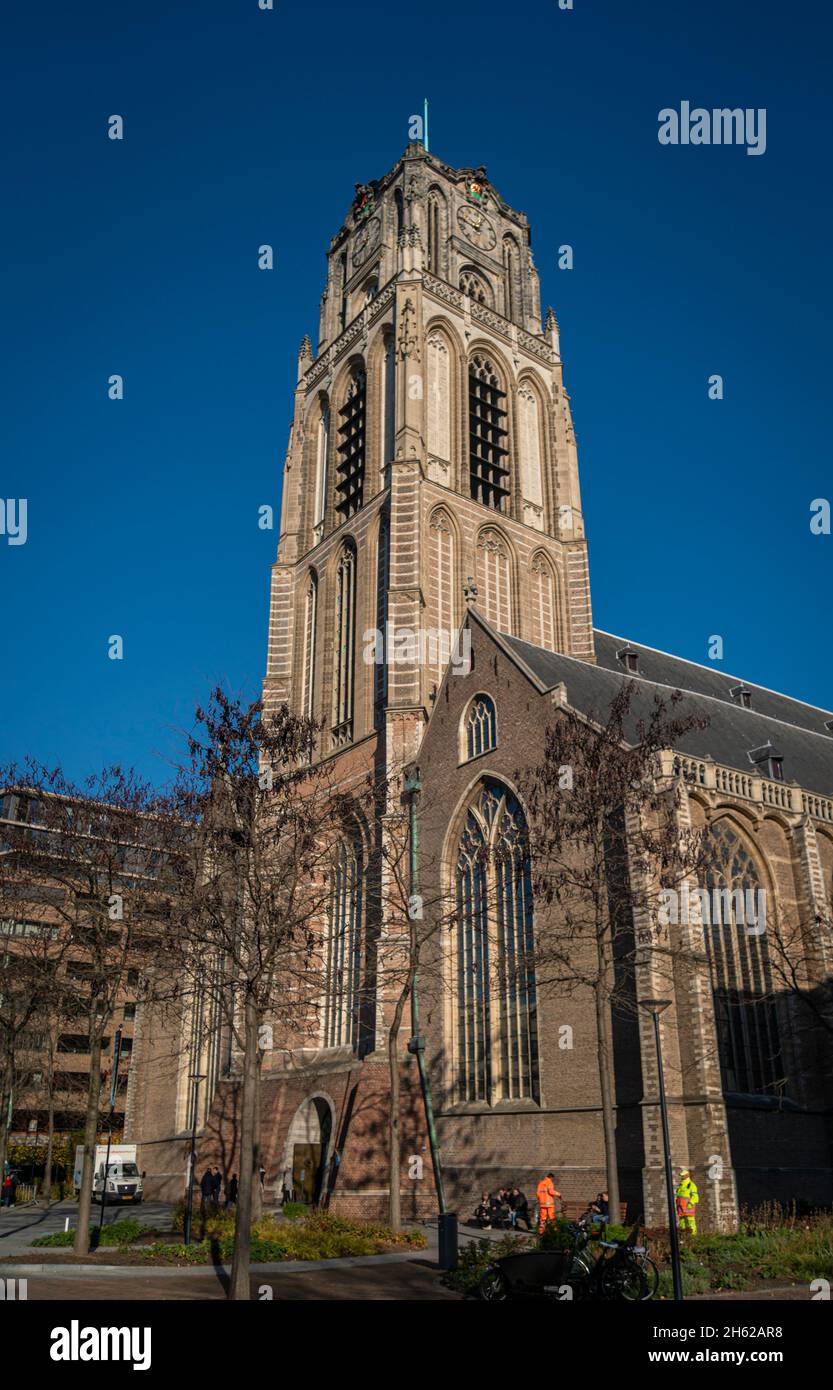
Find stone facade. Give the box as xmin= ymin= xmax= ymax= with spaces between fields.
xmin=129 ymin=146 xmax=833 ymax=1228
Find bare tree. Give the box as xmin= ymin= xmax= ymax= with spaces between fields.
xmin=166 ymin=689 xmax=356 ymax=1300
xmin=522 ymin=684 xmax=709 ymax=1218
xmin=0 ymin=763 xmax=178 ymax=1252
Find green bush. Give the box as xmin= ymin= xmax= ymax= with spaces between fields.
xmin=140 ymin=1212 xmax=425 ymax=1266
xmin=281 ymin=1201 xmax=307 ymax=1221
xmin=33 ymin=1219 xmax=155 ymax=1249
xmin=444 ymin=1234 xmax=525 ymax=1294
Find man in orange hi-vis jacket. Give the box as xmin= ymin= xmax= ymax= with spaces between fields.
xmin=536 ymin=1172 xmax=561 ymax=1232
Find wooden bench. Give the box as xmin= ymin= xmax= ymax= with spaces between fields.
xmin=559 ymin=1200 xmax=628 ymax=1223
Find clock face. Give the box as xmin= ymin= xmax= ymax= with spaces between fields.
xmin=456 ymin=205 xmax=496 ymax=250
xmin=352 ymin=216 xmax=381 ymax=267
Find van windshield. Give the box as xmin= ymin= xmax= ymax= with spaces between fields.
xmin=112 ymin=1163 xmax=140 ymax=1178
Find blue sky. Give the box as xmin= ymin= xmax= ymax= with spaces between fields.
xmin=2 ymin=0 xmax=831 ymax=784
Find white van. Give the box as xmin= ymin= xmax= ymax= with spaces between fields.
xmin=73 ymin=1144 xmax=144 ymax=1205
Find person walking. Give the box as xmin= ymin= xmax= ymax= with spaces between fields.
xmin=199 ymin=1167 xmax=214 ymax=1216
xmin=536 ymin=1172 xmax=561 ymax=1232
xmin=675 ymin=1168 xmax=699 ymax=1235
xmin=225 ymin=1173 xmax=238 ymax=1209
xmin=211 ymin=1166 xmax=222 ymax=1208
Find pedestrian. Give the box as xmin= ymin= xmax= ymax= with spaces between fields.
xmin=211 ymin=1166 xmax=222 ymax=1207
xmin=1 ymin=1173 xmax=13 ymax=1208
xmin=589 ymin=1191 xmax=610 ymax=1225
xmin=225 ymin=1173 xmax=238 ymax=1209
xmin=675 ymin=1168 xmax=699 ymax=1235
xmin=199 ymin=1167 xmax=213 ymax=1215
xmin=259 ymin=1164 xmax=266 ymax=1194
xmin=510 ymin=1187 xmax=532 ymax=1232
xmin=536 ymin=1172 xmax=561 ymax=1232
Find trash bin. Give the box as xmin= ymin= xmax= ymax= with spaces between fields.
xmin=438 ymin=1211 xmax=458 ymax=1270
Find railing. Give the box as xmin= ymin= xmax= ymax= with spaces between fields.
xmin=670 ymin=753 xmax=818 ymax=819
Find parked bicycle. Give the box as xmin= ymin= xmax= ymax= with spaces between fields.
xmin=478 ymin=1214 xmax=658 ymax=1301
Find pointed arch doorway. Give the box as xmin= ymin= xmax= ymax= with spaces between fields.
xmin=283 ymin=1095 xmax=334 ymax=1206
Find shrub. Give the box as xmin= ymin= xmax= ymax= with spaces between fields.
xmin=33 ymin=1219 xmax=155 ymax=1249
xmin=444 ymin=1234 xmax=525 ymax=1294
xmin=281 ymin=1201 xmax=307 ymax=1221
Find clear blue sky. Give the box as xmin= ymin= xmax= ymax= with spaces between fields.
xmin=2 ymin=0 xmax=831 ymax=784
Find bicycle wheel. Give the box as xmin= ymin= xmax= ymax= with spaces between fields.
xmin=478 ymin=1265 xmax=510 ymax=1301
xmin=598 ymin=1255 xmax=647 ymax=1301
xmin=636 ymin=1254 xmax=660 ymax=1300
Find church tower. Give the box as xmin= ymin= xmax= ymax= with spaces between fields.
xmin=263 ymin=142 xmax=594 ymax=774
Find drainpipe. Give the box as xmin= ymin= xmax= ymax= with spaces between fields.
xmin=404 ymin=768 xmax=447 ymax=1215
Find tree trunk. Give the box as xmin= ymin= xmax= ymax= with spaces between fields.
xmin=40 ymin=1039 xmax=56 ymax=1202
xmin=593 ymin=973 xmax=621 ymax=1221
xmin=250 ymin=1049 xmax=263 ymax=1223
xmin=387 ymin=984 xmax=410 ymax=1231
xmin=0 ymin=1049 xmax=13 ymax=1190
xmin=229 ymin=994 xmax=258 ymax=1300
xmin=73 ymin=1031 xmax=103 ymax=1255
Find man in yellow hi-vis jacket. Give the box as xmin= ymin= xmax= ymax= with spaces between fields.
xmin=675 ymin=1168 xmax=699 ymax=1234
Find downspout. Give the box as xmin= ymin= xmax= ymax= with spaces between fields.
xmin=405 ymin=768 xmax=447 ymax=1214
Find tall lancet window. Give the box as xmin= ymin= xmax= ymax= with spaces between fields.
xmin=518 ymin=384 xmax=544 ymax=529
xmin=455 ymin=780 xmax=540 ymax=1104
xmin=313 ymin=402 xmax=329 ymax=538
xmin=324 ymin=835 xmax=363 ymax=1050
xmin=503 ymin=236 xmax=519 ymax=323
xmin=703 ymin=822 xmax=785 ymax=1097
xmin=427 ymin=333 xmax=451 ymax=469
xmin=530 ymin=554 xmax=559 ymax=651
xmin=382 ymin=337 xmax=395 ymax=474
xmin=373 ymin=516 xmax=389 ymax=727
xmin=332 ymin=542 xmax=356 ymax=747
xmin=476 ymin=529 xmax=512 ymax=633
xmin=426 ymin=192 xmax=442 ymax=275
xmin=336 ymin=367 xmax=366 ymax=519
xmin=301 ymin=572 xmax=318 ymax=718
xmin=427 ymin=508 xmax=455 ymax=687
xmin=469 ymin=356 xmax=509 ymax=511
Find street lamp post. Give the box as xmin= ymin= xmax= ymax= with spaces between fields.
xmin=183 ymin=1072 xmax=206 ymax=1246
xmin=640 ymin=998 xmax=684 ymax=1302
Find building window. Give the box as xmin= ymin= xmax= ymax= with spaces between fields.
xmin=324 ymin=837 xmax=363 ymax=1050
xmin=531 ymin=554 xmax=559 ymax=651
xmin=703 ymin=821 xmax=785 ymax=1097
xmin=460 ymin=270 xmax=490 ymax=305
xmin=313 ymin=402 xmax=329 ymax=536
xmin=382 ymin=337 xmax=395 ymax=473
xmin=518 ymin=384 xmax=544 ymax=522
xmin=503 ymin=235 xmax=519 ymax=322
xmin=463 ymin=694 xmax=497 ymax=760
xmin=454 ymin=780 xmax=540 ymax=1104
xmin=335 ymin=369 xmax=366 ymax=519
xmin=427 ymin=508 xmax=455 ymax=688
xmin=332 ymin=543 xmax=356 ymax=748
xmin=427 ymin=194 xmax=441 ymax=275
xmin=426 ymin=333 xmax=451 ymax=464
xmin=469 ymin=356 xmax=509 ymax=511
xmin=374 ymin=518 xmax=389 ymax=727
xmin=301 ymin=572 xmax=318 ymax=719
xmin=476 ymin=529 xmax=512 ymax=633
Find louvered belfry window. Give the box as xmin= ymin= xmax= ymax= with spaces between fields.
xmin=469 ymin=356 xmax=509 ymax=510
xmin=336 ymin=369 xmax=366 ymax=519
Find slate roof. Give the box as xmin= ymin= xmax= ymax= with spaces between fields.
xmin=487 ymin=621 xmax=833 ymax=800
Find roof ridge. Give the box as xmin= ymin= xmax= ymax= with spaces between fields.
xmin=501 ymin=632 xmax=833 ymax=747
xmin=593 ymin=628 xmax=833 ymax=720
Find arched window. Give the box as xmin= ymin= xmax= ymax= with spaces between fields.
xmin=703 ymin=822 xmax=784 ymax=1096
xmin=454 ymin=780 xmax=539 ymax=1104
xmin=459 ymin=269 xmax=491 ymax=305
xmin=427 ymin=508 xmax=455 ymax=687
xmin=301 ymin=571 xmax=318 ymax=718
xmin=313 ymin=402 xmax=329 ymax=537
xmin=530 ymin=553 xmax=559 ymax=651
xmin=503 ymin=235 xmax=519 ymax=322
xmin=518 ymin=384 xmax=544 ymax=527
xmin=469 ymin=356 xmax=509 ymax=510
xmin=476 ymin=529 xmax=512 ymax=633
xmin=335 ymin=367 xmax=366 ymax=519
xmin=427 ymin=332 xmax=451 ymax=466
xmin=332 ymin=543 xmax=356 ymax=747
xmin=463 ymin=694 xmax=497 ymax=760
xmin=426 ymin=192 xmax=443 ymax=275
xmin=324 ymin=836 xmax=363 ymax=1049
xmin=382 ymin=336 xmax=395 ymax=473
xmin=374 ymin=516 xmax=389 ymax=726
